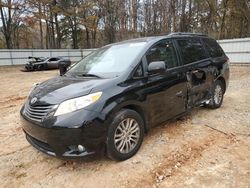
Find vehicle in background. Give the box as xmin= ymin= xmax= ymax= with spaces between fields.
xmin=20 ymin=33 xmax=230 ymax=161
xmin=23 ymin=56 xmax=71 ymax=71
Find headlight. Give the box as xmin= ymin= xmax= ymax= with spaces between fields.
xmin=54 ymin=92 xmax=102 ymax=116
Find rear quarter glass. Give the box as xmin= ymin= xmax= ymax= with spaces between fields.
xmin=202 ymin=38 xmax=225 ymax=57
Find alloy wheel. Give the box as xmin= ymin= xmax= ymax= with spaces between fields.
xmin=114 ymin=118 xmax=140 ymax=154
xmin=214 ymin=84 xmax=223 ymax=105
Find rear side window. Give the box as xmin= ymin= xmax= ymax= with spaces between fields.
xmin=177 ymin=38 xmax=207 ymax=64
xmin=202 ymin=38 xmax=224 ymax=58
xmin=49 ymin=58 xmax=59 ymax=61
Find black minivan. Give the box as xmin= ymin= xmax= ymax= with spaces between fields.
xmin=20 ymin=33 xmax=229 ymax=161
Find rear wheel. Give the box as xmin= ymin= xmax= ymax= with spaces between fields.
xmin=106 ymin=109 xmax=144 ymax=161
xmin=206 ymin=80 xmax=224 ymax=109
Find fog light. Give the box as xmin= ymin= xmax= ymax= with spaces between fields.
xmin=205 ymin=100 xmax=211 ymax=104
xmin=78 ymin=145 xmax=85 ymax=152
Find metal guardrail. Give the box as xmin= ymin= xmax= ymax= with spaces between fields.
xmin=0 ymin=55 xmax=83 ymax=60
xmin=218 ymin=38 xmax=250 ymax=63
xmin=0 ymin=49 xmax=95 ymax=66
xmin=0 ymin=37 xmax=249 ymax=65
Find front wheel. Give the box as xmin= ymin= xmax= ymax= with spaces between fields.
xmin=206 ymin=80 xmax=224 ymax=109
xmin=106 ymin=109 xmax=144 ymax=161
xmin=36 ymin=65 xmax=42 ymax=71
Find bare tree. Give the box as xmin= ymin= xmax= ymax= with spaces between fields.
xmin=0 ymin=0 xmax=26 ymax=48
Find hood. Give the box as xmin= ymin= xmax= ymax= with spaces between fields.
xmin=29 ymin=75 xmax=111 ymax=105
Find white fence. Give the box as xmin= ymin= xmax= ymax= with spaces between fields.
xmin=0 ymin=37 xmax=249 ymax=66
xmin=218 ymin=38 xmax=250 ymax=63
xmin=0 ymin=49 xmax=95 ymax=66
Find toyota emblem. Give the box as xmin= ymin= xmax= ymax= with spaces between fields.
xmin=30 ymin=97 xmax=38 ymax=105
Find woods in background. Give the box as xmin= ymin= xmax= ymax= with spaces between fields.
xmin=0 ymin=0 xmax=249 ymax=49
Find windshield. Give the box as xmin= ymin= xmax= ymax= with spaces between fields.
xmin=67 ymin=42 xmax=147 ymax=78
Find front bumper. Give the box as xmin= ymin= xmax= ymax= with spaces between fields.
xmin=25 ymin=131 xmax=95 ymax=157
xmin=20 ymin=107 xmax=107 ymax=158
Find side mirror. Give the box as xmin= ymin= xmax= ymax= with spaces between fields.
xmin=58 ymin=59 xmax=71 ymax=76
xmin=148 ymin=61 xmax=166 ymax=74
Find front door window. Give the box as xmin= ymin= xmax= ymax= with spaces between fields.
xmin=146 ymin=40 xmax=178 ymax=69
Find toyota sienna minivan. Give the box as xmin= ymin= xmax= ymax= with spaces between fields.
xmin=20 ymin=33 xmax=229 ymax=161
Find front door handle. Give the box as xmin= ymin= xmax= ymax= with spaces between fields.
xmin=192 ymin=70 xmax=199 ymax=73
xmin=176 ymin=91 xmax=184 ymax=98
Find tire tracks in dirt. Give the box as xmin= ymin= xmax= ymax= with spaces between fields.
xmin=0 ymin=145 xmax=30 ymax=158
xmin=129 ymin=131 xmax=240 ymax=188
xmin=0 ymin=96 xmax=27 ymax=105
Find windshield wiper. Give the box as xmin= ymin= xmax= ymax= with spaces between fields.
xmin=78 ymin=73 xmax=102 ymax=78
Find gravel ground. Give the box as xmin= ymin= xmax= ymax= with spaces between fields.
xmin=0 ymin=65 xmax=249 ymax=188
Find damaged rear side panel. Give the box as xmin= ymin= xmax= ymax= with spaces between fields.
xmin=175 ymin=36 xmax=229 ymax=109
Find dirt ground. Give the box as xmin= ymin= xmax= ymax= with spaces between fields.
xmin=0 ymin=65 xmax=249 ymax=188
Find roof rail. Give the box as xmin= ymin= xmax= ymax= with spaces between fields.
xmin=168 ymin=32 xmax=207 ymax=37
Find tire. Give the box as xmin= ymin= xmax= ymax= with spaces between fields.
xmin=25 ymin=64 xmax=33 ymax=71
xmin=205 ymin=80 xmax=224 ymax=109
xmin=37 ymin=64 xmax=44 ymax=71
xmin=25 ymin=65 xmax=31 ymax=71
xmin=106 ymin=109 xmax=144 ymax=161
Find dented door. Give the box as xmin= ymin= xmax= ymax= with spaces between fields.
xmin=175 ymin=38 xmax=214 ymax=108
xmin=186 ymin=61 xmax=214 ymax=107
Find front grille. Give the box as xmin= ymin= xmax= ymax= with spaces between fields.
xmin=24 ymin=104 xmax=55 ymax=122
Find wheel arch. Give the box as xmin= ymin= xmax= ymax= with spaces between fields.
xmin=216 ymin=76 xmax=226 ymax=93
xmin=102 ymin=99 xmax=150 ymax=133
xmin=122 ymin=104 xmax=149 ymax=133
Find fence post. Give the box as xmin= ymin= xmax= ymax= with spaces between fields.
xmin=9 ymin=50 xmax=14 ymax=65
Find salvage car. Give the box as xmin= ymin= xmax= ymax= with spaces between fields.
xmin=24 ymin=56 xmax=70 ymax=71
xmin=20 ymin=33 xmax=229 ymax=161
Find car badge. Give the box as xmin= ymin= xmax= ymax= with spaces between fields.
xmin=30 ymin=97 xmax=38 ymax=105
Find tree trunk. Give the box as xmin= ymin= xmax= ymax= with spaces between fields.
xmin=171 ymin=0 xmax=177 ymax=32
xmin=86 ymin=27 xmax=90 ymax=48
xmin=219 ymin=0 xmax=228 ymax=39
xmin=49 ymin=5 xmax=56 ymax=48
xmin=180 ymin=0 xmax=187 ymax=32
xmin=69 ymin=16 xmax=78 ymax=49
xmin=53 ymin=0 xmax=61 ymax=48
xmin=0 ymin=0 xmax=12 ymax=48
xmin=91 ymin=29 xmax=96 ymax=48
xmin=132 ymin=0 xmax=138 ymax=32
xmin=38 ymin=1 xmax=44 ymax=49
